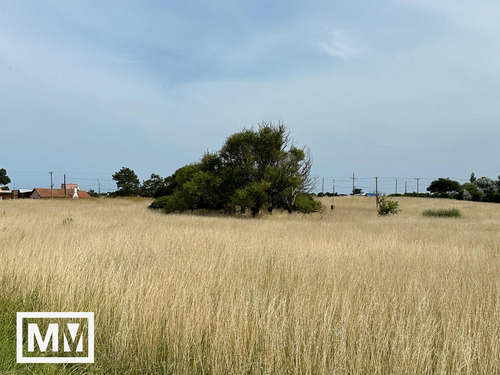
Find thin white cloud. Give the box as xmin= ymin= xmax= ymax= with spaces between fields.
xmin=321 ymin=30 xmax=362 ymax=61
xmin=391 ymin=0 xmax=500 ymax=35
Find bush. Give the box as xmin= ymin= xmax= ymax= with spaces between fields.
xmin=377 ymin=195 xmax=401 ymax=216
xmin=422 ymin=208 xmax=462 ymax=218
xmin=294 ymin=193 xmax=322 ymax=213
xmin=87 ymin=189 xmax=99 ymax=198
xmin=461 ymin=183 xmax=483 ymax=201
xmin=149 ymin=196 xmax=171 ymax=210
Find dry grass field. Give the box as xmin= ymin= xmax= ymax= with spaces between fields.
xmin=0 ymin=196 xmax=499 ymax=374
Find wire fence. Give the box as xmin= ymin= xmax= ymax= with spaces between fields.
xmin=8 ymin=170 xmax=475 ymax=195
xmin=312 ymin=175 xmax=473 ymax=195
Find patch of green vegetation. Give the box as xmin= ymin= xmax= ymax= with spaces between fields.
xmin=377 ymin=195 xmax=401 ymax=216
xmin=422 ymin=208 xmax=462 ymax=218
xmin=0 ymin=292 xmax=93 ymax=375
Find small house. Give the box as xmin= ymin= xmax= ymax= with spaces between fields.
xmin=31 ymin=187 xmax=90 ymax=199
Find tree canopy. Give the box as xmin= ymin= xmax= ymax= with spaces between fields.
xmin=140 ymin=174 xmax=174 ymax=198
xmin=423 ymin=174 xmax=500 ymax=203
xmin=150 ymin=122 xmax=321 ymax=216
xmin=0 ymin=168 xmax=11 ymax=187
xmin=473 ymin=176 xmax=500 ymax=202
xmin=112 ymin=167 xmax=140 ymax=196
xmin=427 ymin=178 xmax=462 ymax=196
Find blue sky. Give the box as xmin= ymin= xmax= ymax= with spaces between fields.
xmin=1 ymin=0 xmax=499 ymax=194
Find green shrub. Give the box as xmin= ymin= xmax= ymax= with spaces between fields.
xmin=294 ymin=193 xmax=322 ymax=213
xmin=149 ymin=196 xmax=170 ymax=210
xmin=149 ymin=193 xmax=192 ymax=213
xmin=422 ymin=208 xmax=462 ymax=218
xmin=461 ymin=183 xmax=483 ymax=201
xmin=377 ymin=195 xmax=401 ymax=216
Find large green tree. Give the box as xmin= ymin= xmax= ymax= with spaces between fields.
xmin=150 ymin=122 xmax=320 ymax=216
xmin=112 ymin=167 xmax=140 ymax=196
xmin=219 ymin=122 xmax=315 ymax=214
xmin=0 ymin=168 xmax=11 ymax=187
xmin=427 ymin=178 xmax=462 ymax=196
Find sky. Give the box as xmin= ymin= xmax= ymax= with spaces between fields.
xmin=1 ymin=0 xmax=499 ymax=194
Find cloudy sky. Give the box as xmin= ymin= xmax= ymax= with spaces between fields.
xmin=1 ymin=0 xmax=499 ymax=193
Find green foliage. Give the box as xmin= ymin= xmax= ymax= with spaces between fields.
xmin=150 ymin=122 xmax=315 ymax=216
xmin=294 ymin=193 xmax=322 ymax=213
xmin=422 ymin=208 xmax=462 ymax=218
xmin=377 ymin=195 xmax=401 ymax=216
xmin=149 ymin=193 xmax=194 ymax=213
xmin=402 ymin=192 xmax=431 ymax=198
xmin=149 ymin=196 xmax=170 ymax=210
xmin=87 ymin=189 xmax=99 ymax=197
xmin=112 ymin=167 xmax=140 ymax=196
xmin=0 ymin=168 xmax=10 ymax=186
xmin=474 ymin=177 xmax=500 ymax=202
xmin=317 ymin=191 xmax=334 ymax=197
xmin=427 ymin=178 xmax=462 ymax=196
xmin=461 ymin=183 xmax=483 ymax=201
xmin=352 ymin=188 xmax=363 ymax=195
xmin=398 ymin=174 xmax=500 ymax=204
xmin=140 ymin=174 xmax=172 ymax=198
xmin=232 ymin=181 xmax=272 ymax=216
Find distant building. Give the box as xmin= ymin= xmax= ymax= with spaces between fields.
xmin=31 ymin=187 xmax=90 ymax=199
xmin=0 ymin=184 xmax=91 ymax=199
xmin=13 ymin=189 xmax=34 ymax=199
xmin=61 ymin=183 xmax=78 ymax=190
xmin=0 ymin=190 xmax=12 ymax=200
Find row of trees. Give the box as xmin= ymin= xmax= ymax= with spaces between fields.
xmin=426 ymin=173 xmax=500 ymax=203
xmin=109 ymin=169 xmax=171 ymax=197
xmin=113 ymin=122 xmax=321 ymax=216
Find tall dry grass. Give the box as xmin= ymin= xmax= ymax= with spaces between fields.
xmin=0 ymin=197 xmax=499 ymax=374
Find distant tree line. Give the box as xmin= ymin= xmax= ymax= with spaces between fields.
xmin=388 ymin=173 xmax=500 ymax=203
xmin=111 ymin=122 xmax=322 ymax=216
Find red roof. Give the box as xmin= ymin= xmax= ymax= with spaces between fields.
xmin=32 ymin=188 xmax=91 ymax=198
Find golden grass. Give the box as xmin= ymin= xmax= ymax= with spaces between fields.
xmin=1 ymin=197 xmax=499 ymax=374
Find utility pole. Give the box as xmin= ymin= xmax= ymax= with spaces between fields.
xmin=64 ymin=174 xmax=67 ymax=197
xmin=375 ymin=177 xmax=379 ymax=208
xmin=416 ymin=178 xmax=420 ymax=194
xmin=351 ymin=173 xmax=356 ymax=195
xmin=395 ymin=179 xmax=398 ymax=194
xmin=322 ymin=177 xmax=324 ymax=194
xmin=49 ymin=172 xmax=53 ymax=199
xmin=97 ymin=179 xmax=101 ymax=195
xmin=405 ymin=181 xmax=408 ymax=194
xmin=331 ymin=178 xmax=335 ymax=210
